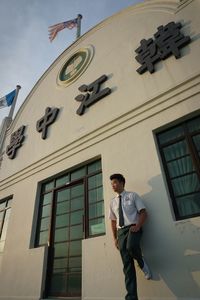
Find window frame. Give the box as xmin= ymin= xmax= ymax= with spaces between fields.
xmin=0 ymin=195 xmax=13 ymax=254
xmin=156 ymin=115 xmax=200 ymax=220
xmin=35 ymin=159 xmax=105 ymax=247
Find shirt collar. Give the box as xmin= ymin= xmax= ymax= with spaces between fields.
xmin=117 ymin=189 xmax=126 ymax=198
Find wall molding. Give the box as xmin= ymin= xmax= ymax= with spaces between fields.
xmin=0 ymin=71 xmax=200 ymax=191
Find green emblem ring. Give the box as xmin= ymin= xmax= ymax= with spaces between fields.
xmin=57 ymin=45 xmax=94 ymax=87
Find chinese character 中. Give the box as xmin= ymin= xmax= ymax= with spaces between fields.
xmin=36 ymin=107 xmax=59 ymax=139
xmin=75 ymin=75 xmax=111 ymax=115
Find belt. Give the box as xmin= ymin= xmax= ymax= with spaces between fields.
xmin=117 ymin=223 xmax=136 ymax=230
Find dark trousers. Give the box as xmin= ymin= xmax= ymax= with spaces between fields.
xmin=117 ymin=224 xmax=143 ymax=300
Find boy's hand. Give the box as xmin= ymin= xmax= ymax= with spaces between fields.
xmin=130 ymin=224 xmax=141 ymax=232
xmin=114 ymin=238 xmax=119 ymax=250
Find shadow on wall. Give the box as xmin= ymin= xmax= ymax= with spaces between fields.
xmin=141 ymin=174 xmax=200 ymax=298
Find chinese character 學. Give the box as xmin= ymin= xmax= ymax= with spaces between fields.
xmin=6 ymin=125 xmax=26 ymax=159
xmin=75 ymin=74 xmax=111 ymax=115
xmin=135 ymin=22 xmax=191 ymax=74
xmin=36 ymin=107 xmax=59 ymax=139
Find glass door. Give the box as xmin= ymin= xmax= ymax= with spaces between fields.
xmin=46 ymin=180 xmax=84 ymax=298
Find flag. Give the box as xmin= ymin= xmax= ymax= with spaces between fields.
xmin=48 ymin=18 xmax=78 ymax=42
xmin=0 ymin=89 xmax=16 ymax=109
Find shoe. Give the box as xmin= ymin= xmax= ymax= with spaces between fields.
xmin=141 ymin=257 xmax=152 ymax=280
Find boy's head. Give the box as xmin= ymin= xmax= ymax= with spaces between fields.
xmin=110 ymin=173 xmax=125 ymax=193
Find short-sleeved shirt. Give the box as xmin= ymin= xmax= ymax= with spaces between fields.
xmin=108 ymin=190 xmax=146 ymax=229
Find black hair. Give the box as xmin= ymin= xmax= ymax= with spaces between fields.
xmin=110 ymin=173 xmax=125 ymax=185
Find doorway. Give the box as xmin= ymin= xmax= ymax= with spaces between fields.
xmin=46 ymin=180 xmax=84 ymax=298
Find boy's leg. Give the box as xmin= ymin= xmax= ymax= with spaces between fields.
xmin=117 ymin=227 xmax=139 ymax=300
xmin=126 ymin=227 xmax=144 ymax=268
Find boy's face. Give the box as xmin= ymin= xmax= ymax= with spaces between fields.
xmin=111 ymin=179 xmax=124 ymax=193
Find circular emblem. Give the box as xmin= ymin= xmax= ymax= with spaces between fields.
xmin=57 ymin=45 xmax=94 ymax=87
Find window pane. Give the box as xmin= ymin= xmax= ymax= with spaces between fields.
xmin=38 ymin=230 xmax=49 ymax=245
xmin=89 ymin=201 xmax=104 ymax=219
xmin=88 ymin=173 xmax=102 ymax=189
xmin=40 ymin=217 xmax=50 ymax=231
xmin=0 ymin=211 xmax=4 ymax=222
xmin=41 ymin=204 xmax=51 ymax=218
xmin=0 ymin=202 xmax=6 ymax=212
xmin=71 ymin=196 xmax=84 ymax=211
xmin=56 ymin=201 xmax=70 ymax=215
xmin=167 ymin=156 xmax=194 ymax=178
xmin=68 ymin=274 xmax=81 ymax=294
xmin=70 ymin=210 xmax=83 ymax=225
xmin=42 ymin=192 xmax=52 ymax=205
xmin=88 ymin=186 xmax=103 ymax=203
xmin=36 ymin=159 xmax=104 ymax=248
xmin=0 ymin=208 xmax=11 ymax=241
xmin=53 ymin=257 xmax=68 ymax=270
xmin=6 ymin=199 xmax=12 ymax=208
xmin=157 ymin=120 xmax=200 ymax=220
xmin=171 ymin=173 xmax=200 ymax=197
xmin=176 ymin=193 xmax=200 ymax=217
xmin=69 ymin=240 xmax=81 ymax=256
xmin=53 ymin=268 xmax=66 ymax=274
xmin=57 ymin=189 xmax=70 ymax=202
xmin=71 ymin=185 xmax=84 ymax=198
xmin=54 ymin=227 xmax=69 ymax=243
xmin=43 ymin=181 xmax=54 ymax=192
xmin=158 ymin=126 xmax=184 ymax=145
xmin=163 ymin=141 xmax=188 ymax=162
xmin=89 ymin=217 xmax=105 ymax=236
xmin=50 ymin=273 xmax=67 ymax=295
xmin=55 ymin=175 xmax=69 ymax=187
xmin=70 ymin=224 xmax=83 ymax=240
xmin=192 ymin=134 xmax=200 ymax=151
xmin=71 ymin=167 xmax=86 ymax=181
xmin=54 ymin=242 xmax=69 ymax=258
xmin=69 ymin=256 xmax=82 ymax=269
xmin=88 ymin=160 xmax=101 ymax=174
xmin=55 ymin=214 xmax=70 ymax=228
xmin=187 ymin=117 xmax=200 ymax=133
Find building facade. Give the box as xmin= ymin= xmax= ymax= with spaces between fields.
xmin=0 ymin=0 xmax=200 ymax=299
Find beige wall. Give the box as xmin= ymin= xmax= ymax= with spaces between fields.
xmin=0 ymin=0 xmax=200 ymax=299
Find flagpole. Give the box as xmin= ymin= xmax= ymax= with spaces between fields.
xmin=0 ymin=85 xmax=21 ymax=161
xmin=7 ymin=85 xmax=21 ymax=123
xmin=76 ymin=14 xmax=82 ymax=39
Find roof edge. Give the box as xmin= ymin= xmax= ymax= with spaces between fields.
xmin=7 ymin=0 xmax=182 ymax=134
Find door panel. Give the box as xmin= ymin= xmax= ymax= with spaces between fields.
xmin=47 ymin=181 xmax=84 ymax=298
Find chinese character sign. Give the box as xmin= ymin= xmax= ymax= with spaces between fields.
xmin=36 ymin=107 xmax=60 ymax=139
xmin=135 ymin=22 xmax=191 ymax=74
xmin=6 ymin=125 xmax=26 ymax=159
xmin=75 ymin=75 xmax=111 ymax=115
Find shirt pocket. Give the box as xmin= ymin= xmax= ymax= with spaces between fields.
xmin=124 ymin=199 xmax=135 ymax=213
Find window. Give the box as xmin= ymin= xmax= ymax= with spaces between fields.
xmin=156 ymin=115 xmax=200 ymax=220
xmin=35 ymin=159 xmax=105 ymax=247
xmin=0 ymin=196 xmax=12 ymax=254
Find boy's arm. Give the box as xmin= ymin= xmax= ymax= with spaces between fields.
xmin=111 ymin=219 xmax=117 ymax=240
xmin=111 ymin=219 xmax=119 ymax=249
xmin=130 ymin=209 xmax=147 ymax=232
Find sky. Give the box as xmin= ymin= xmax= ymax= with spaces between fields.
xmin=0 ymin=0 xmax=144 ymax=124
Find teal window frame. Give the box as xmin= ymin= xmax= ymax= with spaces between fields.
xmin=35 ymin=159 xmax=105 ymax=246
xmin=156 ymin=115 xmax=200 ymax=220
